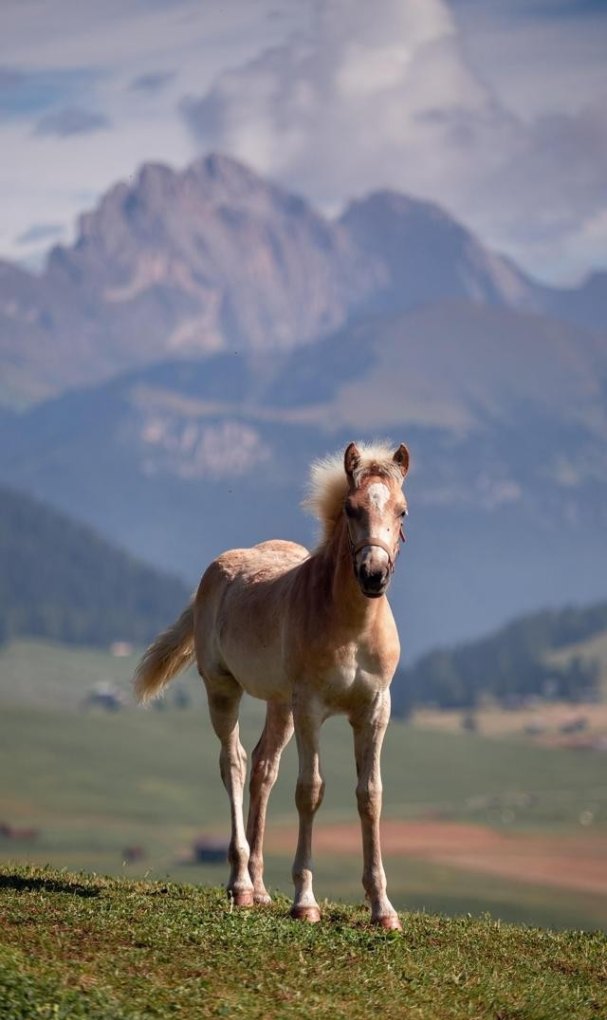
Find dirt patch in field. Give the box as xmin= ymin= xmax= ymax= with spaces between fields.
xmin=266 ymin=820 xmax=607 ymax=896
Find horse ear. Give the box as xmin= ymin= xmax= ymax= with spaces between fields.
xmin=344 ymin=442 xmax=361 ymax=479
xmin=393 ymin=443 xmax=410 ymax=478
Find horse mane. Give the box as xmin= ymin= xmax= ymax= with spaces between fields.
xmin=304 ymin=441 xmax=402 ymax=546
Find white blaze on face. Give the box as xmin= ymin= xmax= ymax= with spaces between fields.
xmin=367 ymin=482 xmax=390 ymax=513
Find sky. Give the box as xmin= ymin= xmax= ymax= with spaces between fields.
xmin=1 ymin=0 xmax=606 ymax=284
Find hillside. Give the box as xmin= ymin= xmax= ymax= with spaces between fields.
xmin=0 ymin=486 xmax=189 ymax=647
xmin=393 ymin=602 xmax=607 ymax=714
xmin=1 ymin=866 xmax=605 ymax=1020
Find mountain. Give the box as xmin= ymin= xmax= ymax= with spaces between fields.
xmin=0 ymin=155 xmax=376 ymax=407
xmin=2 ymin=153 xmax=606 ymax=411
xmin=339 ymin=190 xmax=538 ymax=315
xmin=339 ymin=189 xmax=607 ymax=332
xmin=0 ymin=485 xmax=189 ymax=647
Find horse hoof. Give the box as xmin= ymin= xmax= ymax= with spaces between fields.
xmin=230 ymin=889 xmax=255 ymax=908
xmin=290 ymin=905 xmax=321 ymax=923
xmin=375 ymin=914 xmax=402 ymax=931
xmin=253 ymin=892 xmax=272 ymax=906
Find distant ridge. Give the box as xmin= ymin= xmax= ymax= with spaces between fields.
xmin=0 ymin=485 xmax=189 ymax=647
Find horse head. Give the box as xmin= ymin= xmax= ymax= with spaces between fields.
xmin=343 ymin=441 xmax=409 ymax=598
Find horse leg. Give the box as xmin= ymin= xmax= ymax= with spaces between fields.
xmin=290 ymin=701 xmax=325 ymax=923
xmin=246 ymin=700 xmax=294 ymax=904
xmin=351 ymin=691 xmax=401 ymax=930
xmin=206 ymin=681 xmax=255 ymax=907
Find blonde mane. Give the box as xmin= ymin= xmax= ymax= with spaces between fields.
xmin=304 ymin=441 xmax=402 ymax=545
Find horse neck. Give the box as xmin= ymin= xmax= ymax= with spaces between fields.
xmin=314 ymin=516 xmax=386 ymax=631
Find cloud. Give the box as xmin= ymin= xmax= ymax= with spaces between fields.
xmin=182 ymin=0 xmax=489 ymax=199
xmin=469 ymin=102 xmax=607 ymax=256
xmin=16 ymin=223 xmax=65 ymax=245
xmin=34 ymin=107 xmax=111 ymax=137
xmin=0 ymin=66 xmax=99 ymax=119
xmin=0 ymin=0 xmax=605 ymax=280
xmin=129 ymin=70 xmax=175 ymax=93
xmin=181 ymin=0 xmax=607 ymax=282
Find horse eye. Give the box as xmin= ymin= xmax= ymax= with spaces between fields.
xmin=400 ymin=508 xmax=408 ymax=518
xmin=344 ymin=502 xmax=356 ymax=518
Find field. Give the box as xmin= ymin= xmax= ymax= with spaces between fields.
xmin=1 ymin=640 xmax=607 ymax=933
xmin=412 ymin=701 xmax=607 ymax=746
xmin=1 ymin=865 xmax=606 ymax=1020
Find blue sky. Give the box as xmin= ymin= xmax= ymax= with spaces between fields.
xmin=1 ymin=0 xmax=606 ymax=283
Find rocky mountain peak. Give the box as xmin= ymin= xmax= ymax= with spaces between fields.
xmin=1 ymin=153 xmax=605 ymax=410
xmin=340 ymin=189 xmax=536 ymax=313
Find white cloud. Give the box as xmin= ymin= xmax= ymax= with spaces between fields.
xmin=1 ymin=0 xmax=606 ymax=281
xmin=182 ymin=0 xmax=607 ymax=283
xmin=184 ymin=0 xmax=496 ymax=197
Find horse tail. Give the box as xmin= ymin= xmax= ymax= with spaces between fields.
xmin=134 ymin=601 xmax=196 ymax=703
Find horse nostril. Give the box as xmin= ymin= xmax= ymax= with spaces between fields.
xmin=360 ymin=564 xmax=385 ymax=590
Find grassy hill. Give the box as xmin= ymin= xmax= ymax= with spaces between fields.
xmin=1 ymin=865 xmax=606 ymax=1020
xmin=0 ymin=486 xmax=189 ymax=647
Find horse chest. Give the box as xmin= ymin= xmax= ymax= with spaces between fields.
xmin=320 ymin=644 xmax=389 ymax=709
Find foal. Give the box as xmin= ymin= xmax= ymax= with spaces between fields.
xmin=135 ymin=440 xmax=410 ymax=928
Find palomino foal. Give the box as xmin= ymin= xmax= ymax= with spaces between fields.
xmin=135 ymin=440 xmax=410 ymax=928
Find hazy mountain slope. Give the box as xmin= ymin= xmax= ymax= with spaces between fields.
xmin=0 ymin=485 xmax=189 ymax=647
xmin=1 ymin=319 xmax=606 ymax=660
xmin=266 ymin=299 xmax=607 ymax=438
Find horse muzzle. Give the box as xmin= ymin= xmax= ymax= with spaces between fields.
xmin=357 ymin=560 xmax=391 ymax=598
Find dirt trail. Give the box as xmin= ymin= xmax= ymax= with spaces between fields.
xmin=266 ymin=820 xmax=607 ymax=896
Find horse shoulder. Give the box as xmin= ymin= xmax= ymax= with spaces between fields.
xmin=360 ymin=602 xmax=401 ymax=678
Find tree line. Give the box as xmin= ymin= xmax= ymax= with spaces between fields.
xmin=392 ymin=603 xmax=606 ymax=716
xmin=0 ymin=486 xmax=189 ymax=648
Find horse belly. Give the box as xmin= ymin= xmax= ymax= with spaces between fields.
xmin=217 ymin=597 xmax=291 ymax=702
xmin=225 ymin=643 xmax=291 ymax=702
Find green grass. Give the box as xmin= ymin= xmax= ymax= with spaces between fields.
xmin=1 ymin=864 xmax=606 ymax=1020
